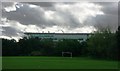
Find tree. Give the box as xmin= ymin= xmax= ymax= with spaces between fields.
xmin=55 ymin=39 xmax=82 ymax=56
xmin=87 ymin=28 xmax=118 ymax=60
xmin=40 ymin=39 xmax=54 ymax=56
xmin=116 ymin=26 xmax=120 ymax=60
xmin=2 ymin=38 xmax=19 ymax=56
xmin=18 ymin=37 xmax=43 ymax=55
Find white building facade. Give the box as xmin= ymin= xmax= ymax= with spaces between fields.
xmin=24 ymin=33 xmax=91 ymax=41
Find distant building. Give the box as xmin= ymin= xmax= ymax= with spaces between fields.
xmin=24 ymin=33 xmax=91 ymax=42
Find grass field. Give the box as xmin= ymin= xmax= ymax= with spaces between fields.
xmin=2 ymin=56 xmax=119 ymax=69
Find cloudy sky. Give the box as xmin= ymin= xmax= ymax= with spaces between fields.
xmin=0 ymin=2 xmax=118 ymax=40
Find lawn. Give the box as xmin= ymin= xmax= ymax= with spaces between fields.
xmin=2 ymin=56 xmax=119 ymax=69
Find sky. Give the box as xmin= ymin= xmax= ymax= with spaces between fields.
xmin=0 ymin=2 xmax=118 ymax=41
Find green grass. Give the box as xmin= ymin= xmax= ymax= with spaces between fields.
xmin=2 ymin=56 xmax=119 ymax=69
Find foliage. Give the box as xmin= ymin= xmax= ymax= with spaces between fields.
xmin=116 ymin=26 xmax=120 ymax=60
xmin=55 ymin=39 xmax=83 ymax=56
xmin=2 ymin=39 xmax=19 ymax=56
xmin=2 ymin=27 xmax=119 ymax=60
xmin=87 ymin=28 xmax=118 ymax=60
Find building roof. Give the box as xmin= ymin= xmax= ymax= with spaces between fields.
xmin=24 ymin=32 xmax=91 ymax=35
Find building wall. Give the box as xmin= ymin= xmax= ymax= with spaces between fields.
xmin=24 ymin=33 xmax=91 ymax=41
xmin=54 ymin=34 xmax=88 ymax=40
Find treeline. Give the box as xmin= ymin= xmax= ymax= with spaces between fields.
xmin=2 ymin=27 xmax=120 ymax=60
xmin=2 ymin=38 xmax=87 ymax=57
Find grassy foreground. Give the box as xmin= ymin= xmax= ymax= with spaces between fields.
xmin=2 ymin=56 xmax=119 ymax=69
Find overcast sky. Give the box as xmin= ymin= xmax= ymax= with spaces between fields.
xmin=0 ymin=2 xmax=118 ymax=40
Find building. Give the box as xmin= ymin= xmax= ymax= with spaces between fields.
xmin=24 ymin=33 xmax=91 ymax=42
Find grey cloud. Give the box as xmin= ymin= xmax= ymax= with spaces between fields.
xmin=2 ymin=2 xmax=118 ymax=34
xmin=2 ymin=3 xmax=52 ymax=28
xmin=2 ymin=2 xmax=82 ymax=29
xmin=55 ymin=12 xmax=82 ymax=29
xmin=2 ymin=27 xmax=20 ymax=37
xmin=95 ymin=2 xmax=118 ymax=15
xmin=22 ymin=2 xmax=55 ymax=7
xmin=2 ymin=2 xmax=14 ymax=8
xmin=21 ymin=2 xmax=56 ymax=11
xmin=84 ymin=14 xmax=118 ymax=32
xmin=96 ymin=2 xmax=118 ymax=31
xmin=22 ymin=2 xmax=75 ymax=7
xmin=118 ymin=2 xmax=120 ymax=26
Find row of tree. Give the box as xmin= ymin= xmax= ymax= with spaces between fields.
xmin=2 ymin=38 xmax=86 ymax=56
xmin=2 ymin=27 xmax=120 ymax=60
